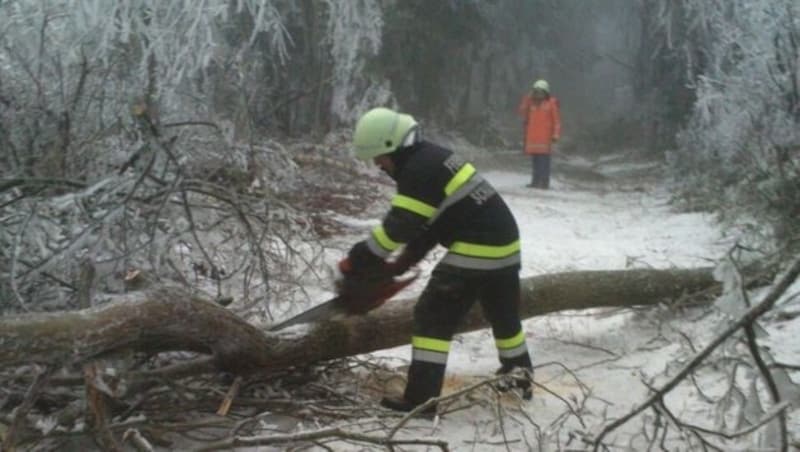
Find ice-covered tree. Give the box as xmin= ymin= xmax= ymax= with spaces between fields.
xmin=0 ymin=0 xmax=291 ymax=176
xmin=670 ymin=0 xmax=800 ymax=249
xmin=0 ymin=0 xmax=304 ymax=313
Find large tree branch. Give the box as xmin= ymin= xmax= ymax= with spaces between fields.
xmin=0 ymin=268 xmax=717 ymax=375
xmin=0 ymin=287 xmax=281 ymax=372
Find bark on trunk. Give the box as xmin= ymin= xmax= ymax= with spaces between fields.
xmin=0 ymin=268 xmax=716 ymax=374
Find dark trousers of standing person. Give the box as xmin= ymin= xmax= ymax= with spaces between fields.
xmin=402 ymin=265 xmax=533 ymax=406
xmin=530 ymin=154 xmax=551 ymax=189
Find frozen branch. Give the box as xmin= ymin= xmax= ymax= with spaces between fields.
xmin=592 ymin=255 xmax=800 ymax=450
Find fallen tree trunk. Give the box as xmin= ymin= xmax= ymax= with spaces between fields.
xmin=0 ymin=268 xmax=716 ymax=374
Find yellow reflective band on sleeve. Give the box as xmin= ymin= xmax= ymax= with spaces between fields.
xmin=392 ymin=194 xmax=436 ymax=218
xmin=444 ymin=163 xmax=476 ymax=196
xmin=412 ymin=336 xmax=451 ymax=353
xmin=372 ymin=226 xmax=401 ymax=252
xmin=495 ymin=330 xmax=525 ymax=349
xmin=449 ymin=240 xmax=520 ymax=258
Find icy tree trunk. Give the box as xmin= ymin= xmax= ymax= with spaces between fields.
xmin=305 ymin=267 xmax=717 ymax=364
xmin=0 ymin=268 xmax=716 ymax=374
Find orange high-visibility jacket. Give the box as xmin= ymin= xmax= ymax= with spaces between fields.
xmin=517 ymin=95 xmax=561 ymax=155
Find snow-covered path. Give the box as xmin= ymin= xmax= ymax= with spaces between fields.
xmin=260 ymin=153 xmax=799 ymax=451
xmin=366 ymin=157 xmax=740 ymax=450
xmin=491 ymin=167 xmax=724 ymax=275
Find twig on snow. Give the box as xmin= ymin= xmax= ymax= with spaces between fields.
xmin=1 ymin=366 xmax=54 ymax=451
xmin=731 ymin=254 xmax=789 ymax=452
xmin=591 ymin=255 xmax=800 ymax=450
xmin=193 ymin=426 xmax=449 ymax=451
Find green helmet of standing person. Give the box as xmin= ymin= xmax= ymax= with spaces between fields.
xmin=531 ymin=79 xmax=550 ymax=93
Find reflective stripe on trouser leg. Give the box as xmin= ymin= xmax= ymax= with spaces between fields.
xmin=412 ymin=336 xmax=450 ymax=364
xmin=404 ymin=267 xmax=478 ymax=404
xmin=404 ymin=336 xmax=451 ymax=405
xmin=496 ymin=329 xmax=532 ymax=368
xmin=405 ymin=336 xmax=451 ymax=404
xmin=496 ymin=330 xmax=528 ymax=359
xmin=476 ymin=268 xmax=533 ymax=369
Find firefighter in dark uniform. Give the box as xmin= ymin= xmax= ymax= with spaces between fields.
xmin=340 ymin=107 xmax=534 ymax=414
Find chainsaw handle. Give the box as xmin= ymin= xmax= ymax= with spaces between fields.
xmin=339 ymin=268 xmax=420 ymax=315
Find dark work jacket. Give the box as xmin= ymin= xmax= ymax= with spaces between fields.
xmin=349 ymin=140 xmax=521 ymax=273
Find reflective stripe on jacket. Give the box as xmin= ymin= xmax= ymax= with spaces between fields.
xmin=363 ymin=141 xmax=521 ymax=271
xmin=517 ymin=95 xmax=561 ymax=155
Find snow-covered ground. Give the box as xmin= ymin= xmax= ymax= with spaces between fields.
xmin=255 ymin=151 xmax=799 ymax=451
xmin=311 ymin=153 xmax=800 ymax=451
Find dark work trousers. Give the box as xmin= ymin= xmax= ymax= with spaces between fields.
xmin=403 ymin=264 xmax=533 ymax=404
xmin=531 ymin=154 xmax=551 ymax=188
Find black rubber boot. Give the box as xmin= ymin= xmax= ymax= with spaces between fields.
xmin=380 ymin=396 xmax=437 ymax=417
xmin=495 ymin=364 xmax=534 ymax=400
xmin=382 ymin=361 xmax=444 ymax=417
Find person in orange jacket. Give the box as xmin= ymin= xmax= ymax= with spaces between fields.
xmin=517 ymin=79 xmax=561 ymax=189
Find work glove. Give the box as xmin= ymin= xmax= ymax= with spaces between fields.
xmin=335 ymin=257 xmax=417 ymax=315
xmin=384 ymin=250 xmax=417 ymax=276
xmin=337 ymin=256 xmax=354 ymax=274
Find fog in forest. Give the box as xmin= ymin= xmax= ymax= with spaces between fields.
xmin=1 ymin=1 xmax=799 ymax=451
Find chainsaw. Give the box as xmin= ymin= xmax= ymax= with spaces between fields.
xmin=268 ymin=269 xmax=419 ymax=331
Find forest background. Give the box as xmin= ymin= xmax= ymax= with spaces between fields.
xmin=1 ymin=1 xmax=799 ymax=450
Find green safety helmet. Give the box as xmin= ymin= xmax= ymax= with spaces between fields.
xmin=353 ymin=107 xmax=418 ymax=160
xmin=531 ymin=79 xmax=550 ymax=93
